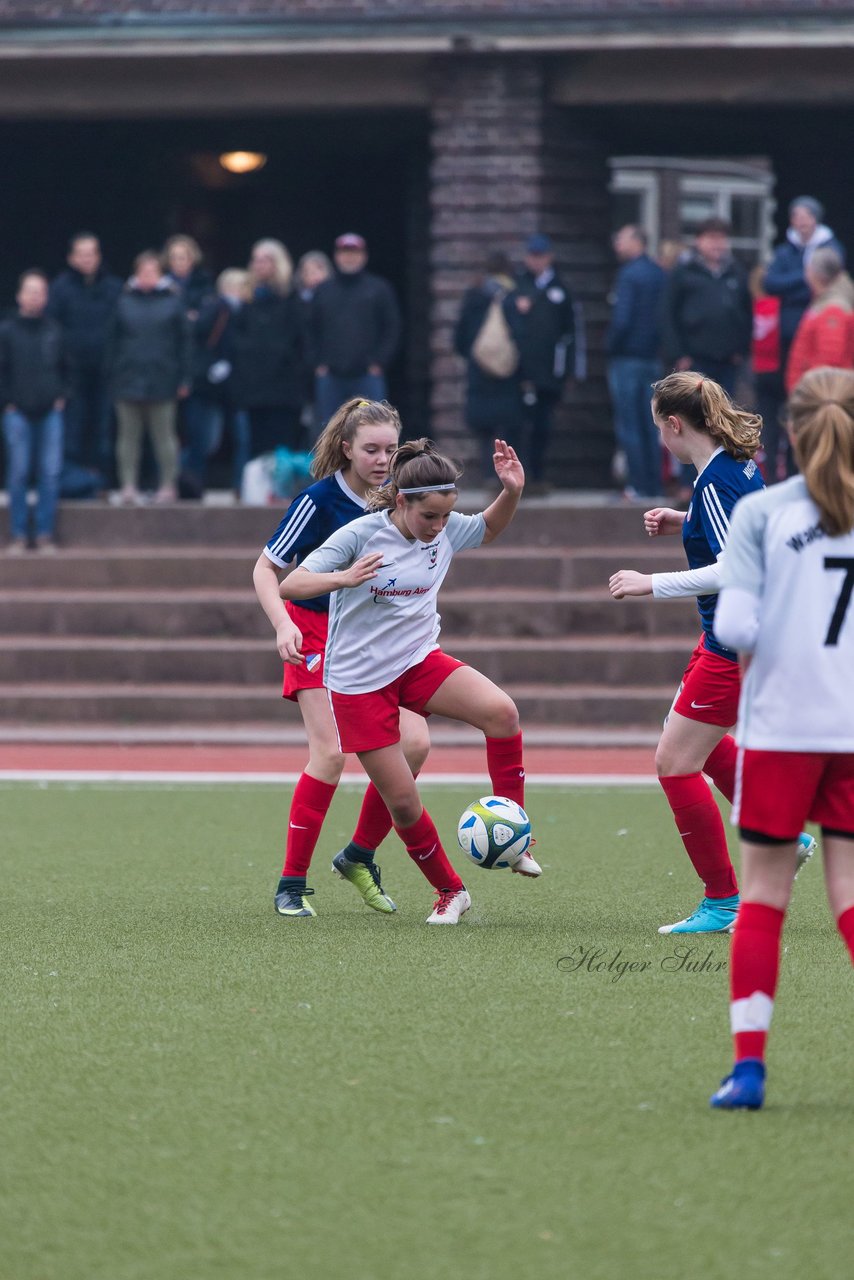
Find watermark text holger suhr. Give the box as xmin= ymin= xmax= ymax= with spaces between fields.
xmin=557 ymin=944 xmax=727 ymax=983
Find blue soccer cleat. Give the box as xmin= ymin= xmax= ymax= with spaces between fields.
xmin=658 ymin=893 xmax=739 ymax=935
xmin=794 ymin=833 xmax=816 ymax=879
xmin=710 ymin=1059 xmax=766 ymax=1110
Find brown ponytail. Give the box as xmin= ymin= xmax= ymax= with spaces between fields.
xmin=788 ymin=367 xmax=854 ymax=536
xmin=652 ymin=371 xmax=761 ymax=461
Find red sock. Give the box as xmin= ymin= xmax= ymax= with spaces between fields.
xmin=730 ymin=902 xmax=785 ymax=1063
xmin=395 ymin=809 xmax=463 ymax=892
xmin=703 ymin=735 xmax=737 ymax=804
xmin=281 ymin=773 xmax=337 ymax=877
xmin=352 ymin=783 xmax=394 ymax=851
xmin=837 ymin=905 xmax=854 ymax=964
xmin=486 ymin=732 xmax=525 ymax=806
xmin=659 ymin=772 xmax=738 ymax=898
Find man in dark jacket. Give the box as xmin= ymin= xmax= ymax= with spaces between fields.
xmin=764 ymin=195 xmax=846 ymax=359
xmin=49 ymin=233 xmax=121 ymax=484
xmin=307 ymin=233 xmax=401 ymax=427
xmin=514 ymin=233 xmax=575 ymax=489
xmin=1 ymin=270 xmax=71 ymax=551
xmin=663 ymin=218 xmax=752 ymax=396
xmin=606 ymin=225 xmax=665 ymax=498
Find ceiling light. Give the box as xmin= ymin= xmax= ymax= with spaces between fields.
xmin=219 ymin=151 xmax=268 ymax=175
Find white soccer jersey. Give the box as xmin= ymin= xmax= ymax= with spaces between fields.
xmin=717 ymin=476 xmax=854 ymax=751
xmin=299 ymin=509 xmax=487 ymax=693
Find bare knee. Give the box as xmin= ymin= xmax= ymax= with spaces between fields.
xmin=400 ymin=719 xmax=431 ymax=775
xmin=305 ymin=745 xmax=345 ymax=786
xmin=481 ymin=694 xmax=520 ymax=739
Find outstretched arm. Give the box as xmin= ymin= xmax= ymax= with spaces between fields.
xmin=482 ymin=439 xmax=524 ymax=545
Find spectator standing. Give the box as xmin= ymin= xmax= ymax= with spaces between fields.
xmin=785 ymin=247 xmax=854 ymax=394
xmin=48 ymin=232 xmax=121 ymax=488
xmin=104 ymin=251 xmax=191 ymax=505
xmin=163 ymin=234 xmax=214 ymax=323
xmin=295 ymin=250 xmax=333 ymax=441
xmin=663 ymin=218 xmax=752 ymax=397
xmin=0 ymin=270 xmax=70 ymax=553
xmin=183 ymin=268 xmax=251 ymax=498
xmin=606 ymin=225 xmax=666 ymax=498
xmin=233 ymin=238 xmax=304 ymax=458
xmin=749 ymin=265 xmax=788 ymax=483
xmin=764 ymin=196 xmax=845 ymax=359
xmin=454 ymin=251 xmax=524 ymax=484
xmin=308 ymin=233 xmax=401 ymax=427
xmin=513 ymin=233 xmax=575 ymax=492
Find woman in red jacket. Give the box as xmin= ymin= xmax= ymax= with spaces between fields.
xmin=786 ymin=247 xmax=854 ymax=393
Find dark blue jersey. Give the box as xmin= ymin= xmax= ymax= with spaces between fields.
xmin=683 ymin=447 xmax=765 ymax=659
xmin=263 ymin=471 xmax=367 ymax=613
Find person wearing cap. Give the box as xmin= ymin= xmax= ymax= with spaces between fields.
xmin=513 ymin=233 xmax=575 ymax=490
xmin=307 ymin=234 xmax=402 ymax=430
xmin=765 ymin=197 xmax=846 ymax=360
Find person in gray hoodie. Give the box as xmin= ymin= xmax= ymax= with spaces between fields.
xmin=764 ymin=196 xmax=846 ymax=358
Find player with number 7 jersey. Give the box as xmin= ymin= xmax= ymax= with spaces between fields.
xmin=709 ymin=366 xmax=854 ymax=1111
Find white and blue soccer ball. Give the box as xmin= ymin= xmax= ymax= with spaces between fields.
xmin=457 ymin=796 xmax=532 ymax=869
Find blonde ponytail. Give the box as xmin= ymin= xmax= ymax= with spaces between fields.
xmin=788 ymin=367 xmax=854 ymax=536
xmin=652 ymin=372 xmax=761 ymax=461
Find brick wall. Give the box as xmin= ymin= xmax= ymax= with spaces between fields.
xmin=429 ymin=57 xmax=613 ymax=487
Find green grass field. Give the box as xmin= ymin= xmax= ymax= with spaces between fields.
xmin=2 ymin=781 xmax=850 ymax=1280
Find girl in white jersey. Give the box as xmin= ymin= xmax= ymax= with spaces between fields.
xmin=281 ymin=437 xmax=541 ymax=925
xmin=253 ymin=399 xmax=430 ymax=920
xmin=709 ymin=367 xmax=854 ymax=1110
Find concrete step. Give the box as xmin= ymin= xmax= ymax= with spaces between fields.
xmin=0 ymin=681 xmax=673 ymax=727
xmin=0 ymin=635 xmax=689 ymax=686
xmin=0 ymin=589 xmax=699 ymax=640
xmin=51 ymin=496 xmax=660 ymax=550
xmin=0 ymin=543 xmax=685 ymax=592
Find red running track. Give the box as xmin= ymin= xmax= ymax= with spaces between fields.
xmin=0 ymin=744 xmax=654 ymax=777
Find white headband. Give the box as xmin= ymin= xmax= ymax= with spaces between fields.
xmin=397 ymin=482 xmax=457 ymax=494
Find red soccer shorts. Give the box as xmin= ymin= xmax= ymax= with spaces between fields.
xmin=672 ymin=636 xmax=741 ymax=727
xmin=328 ymin=649 xmax=466 ymax=753
xmin=281 ymin=601 xmax=328 ymax=702
xmin=734 ymin=748 xmax=854 ymax=839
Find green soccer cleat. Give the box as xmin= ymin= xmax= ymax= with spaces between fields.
xmin=274 ymin=881 xmax=317 ymax=918
xmin=658 ymin=894 xmax=739 ymax=935
xmin=332 ymin=851 xmax=397 ymax=913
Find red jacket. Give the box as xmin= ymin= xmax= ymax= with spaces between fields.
xmin=786 ymin=283 xmax=854 ymax=392
xmin=751 ymin=296 xmax=781 ymax=374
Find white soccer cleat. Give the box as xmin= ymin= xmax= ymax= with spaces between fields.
xmin=426 ymin=887 xmax=472 ymax=924
xmin=512 ymin=849 xmax=542 ymax=877
xmin=794 ymin=833 xmax=816 ymax=879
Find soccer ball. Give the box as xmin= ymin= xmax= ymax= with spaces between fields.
xmin=457 ymin=796 xmax=532 ymax=869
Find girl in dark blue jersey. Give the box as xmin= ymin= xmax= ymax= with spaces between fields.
xmin=253 ymin=398 xmax=429 ymax=918
xmin=610 ymin=373 xmax=814 ymax=935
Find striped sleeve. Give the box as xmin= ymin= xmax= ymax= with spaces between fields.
xmin=263 ymin=493 xmax=318 ymax=566
xmin=699 ymin=482 xmax=731 ymax=556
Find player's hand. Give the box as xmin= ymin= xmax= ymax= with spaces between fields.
xmin=609 ymin=570 xmax=653 ymax=599
xmin=276 ymin=618 xmax=303 ymax=664
xmin=643 ymin=507 xmax=686 ymax=537
xmin=338 ymin=552 xmax=386 ymax=589
xmin=493 ymin=439 xmax=525 ymax=494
